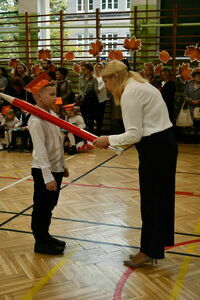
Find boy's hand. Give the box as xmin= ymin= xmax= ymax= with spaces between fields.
xmin=46 ymin=180 xmax=57 ymax=191
xmin=64 ymin=167 xmax=69 ymax=177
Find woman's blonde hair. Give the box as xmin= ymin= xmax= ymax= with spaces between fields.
xmin=101 ymin=60 xmax=146 ymax=104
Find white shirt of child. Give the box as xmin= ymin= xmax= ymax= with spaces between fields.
xmin=1 ymin=116 xmax=19 ymax=127
xmin=66 ymin=115 xmax=86 ymax=129
xmin=109 ymin=78 xmax=172 ymax=146
xmin=28 ymin=107 xmax=64 ymax=184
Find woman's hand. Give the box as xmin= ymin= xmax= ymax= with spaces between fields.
xmin=93 ymin=136 xmax=109 ymax=148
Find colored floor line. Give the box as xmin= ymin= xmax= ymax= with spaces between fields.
xmin=1 ymin=175 xmax=199 ymax=197
xmin=113 ymin=237 xmax=200 ymax=300
xmin=0 ymin=227 xmax=199 ymax=258
xmin=1 ymin=209 xmax=200 ymax=238
xmin=168 ymin=217 xmax=200 ymax=300
xmin=101 ymin=166 xmax=200 ymax=175
xmin=0 ymin=175 xmax=32 ymax=192
xmin=21 ymin=245 xmax=80 ymax=300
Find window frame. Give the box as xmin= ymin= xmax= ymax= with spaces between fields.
xmin=77 ymin=0 xmax=84 ymax=12
xmin=126 ymin=0 xmax=131 ymax=10
xmin=101 ymin=0 xmax=119 ymax=11
xmin=88 ymin=0 xmax=94 ymax=11
xmin=101 ymin=33 xmax=118 ymax=56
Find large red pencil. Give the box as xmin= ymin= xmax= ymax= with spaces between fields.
xmin=0 ymin=93 xmax=123 ymax=154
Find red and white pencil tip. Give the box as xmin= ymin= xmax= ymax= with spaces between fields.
xmin=0 ymin=93 xmax=15 ymax=104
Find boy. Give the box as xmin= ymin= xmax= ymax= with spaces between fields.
xmin=26 ymin=73 xmax=69 ymax=255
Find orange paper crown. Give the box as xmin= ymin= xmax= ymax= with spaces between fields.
xmin=24 ymin=72 xmax=51 ymax=94
xmin=63 ymin=103 xmax=76 ymax=111
xmin=1 ymin=105 xmax=12 ymax=115
xmin=55 ymin=97 xmax=63 ymax=105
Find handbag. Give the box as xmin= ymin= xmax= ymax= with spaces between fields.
xmin=193 ymin=107 xmax=200 ymax=120
xmin=176 ymin=102 xmax=193 ymax=127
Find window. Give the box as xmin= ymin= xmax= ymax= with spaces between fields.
xmin=88 ymin=0 xmax=93 ymax=11
xmin=101 ymin=0 xmax=118 ymax=10
xmin=77 ymin=0 xmax=84 ymax=12
xmin=77 ymin=34 xmax=85 ymax=56
xmin=101 ymin=33 xmax=118 ymax=55
xmin=77 ymin=34 xmax=94 ymax=57
xmin=126 ymin=0 xmax=130 ymax=10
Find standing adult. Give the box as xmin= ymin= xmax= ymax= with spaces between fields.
xmin=13 ymin=62 xmax=31 ymax=86
xmin=93 ymin=60 xmax=178 ymax=267
xmin=78 ymin=63 xmax=99 ymax=133
xmin=0 ymin=67 xmax=9 ymax=92
xmin=183 ymin=71 xmax=200 ymax=143
xmin=94 ymin=63 xmax=107 ymax=136
xmin=42 ymin=59 xmax=56 ymax=80
xmin=55 ymin=67 xmax=75 ymax=105
xmin=160 ymin=69 xmax=176 ymax=124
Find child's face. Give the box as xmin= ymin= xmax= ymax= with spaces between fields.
xmin=6 ymin=112 xmax=14 ymax=120
xmin=37 ymin=86 xmax=57 ymax=111
xmin=66 ymin=110 xmax=75 ymax=118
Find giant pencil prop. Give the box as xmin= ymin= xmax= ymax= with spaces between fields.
xmin=0 ymin=93 xmax=123 ymax=155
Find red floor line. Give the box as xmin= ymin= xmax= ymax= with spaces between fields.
xmin=0 ymin=175 xmax=200 ymax=197
xmin=113 ymin=239 xmax=200 ymax=300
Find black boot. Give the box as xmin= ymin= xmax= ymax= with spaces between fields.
xmin=47 ymin=235 xmax=66 ymax=248
xmin=68 ymin=145 xmax=77 ymax=155
xmin=34 ymin=240 xmax=64 ymax=255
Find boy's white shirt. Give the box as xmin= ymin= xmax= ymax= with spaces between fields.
xmin=28 ymin=107 xmax=64 ymax=184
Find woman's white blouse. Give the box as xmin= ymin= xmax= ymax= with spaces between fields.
xmin=109 ymin=78 xmax=172 ymax=146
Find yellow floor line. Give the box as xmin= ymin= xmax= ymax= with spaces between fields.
xmin=169 ymin=217 xmax=200 ymax=300
xmin=21 ymin=245 xmax=80 ymax=300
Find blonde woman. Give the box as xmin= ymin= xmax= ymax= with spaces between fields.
xmin=93 ymin=60 xmax=178 ymax=268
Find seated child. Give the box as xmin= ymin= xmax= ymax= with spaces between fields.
xmin=1 ymin=106 xmax=19 ymax=150
xmin=64 ymin=103 xmax=94 ymax=155
xmin=11 ymin=109 xmax=32 ymax=152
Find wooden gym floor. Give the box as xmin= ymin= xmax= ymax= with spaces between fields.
xmin=0 ymin=143 xmax=199 ymax=300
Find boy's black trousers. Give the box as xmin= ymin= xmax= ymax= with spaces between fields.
xmin=31 ymin=168 xmax=63 ymax=241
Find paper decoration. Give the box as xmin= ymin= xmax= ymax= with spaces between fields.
xmin=123 ymin=36 xmax=142 ymax=51
xmin=88 ymin=40 xmax=103 ymax=57
xmin=64 ymin=51 xmax=75 ymax=61
xmin=73 ymin=63 xmax=81 ymax=74
xmin=154 ymin=63 xmax=164 ymax=75
xmin=38 ymin=49 xmax=52 ymax=60
xmin=177 ymin=63 xmax=193 ymax=83
xmin=108 ymin=50 xmax=124 ymax=60
xmin=158 ymin=50 xmax=172 ymax=63
xmin=184 ymin=45 xmax=200 ymax=62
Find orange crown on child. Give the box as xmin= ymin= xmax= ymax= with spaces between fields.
xmin=63 ymin=103 xmax=76 ymax=111
xmin=55 ymin=97 xmax=63 ymax=105
xmin=24 ymin=72 xmax=51 ymax=94
xmin=1 ymin=105 xmax=12 ymax=115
